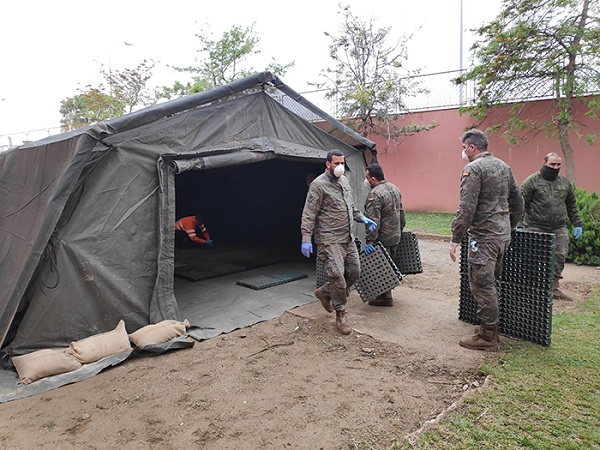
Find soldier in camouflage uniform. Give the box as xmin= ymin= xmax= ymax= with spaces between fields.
xmin=520 ymin=153 xmax=583 ymax=301
xmin=448 ymin=129 xmax=524 ymax=352
xmin=301 ymin=149 xmax=377 ymax=335
xmin=363 ymin=163 xmax=406 ymax=307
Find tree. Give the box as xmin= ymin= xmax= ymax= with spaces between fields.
xmin=457 ymin=0 xmax=600 ymax=183
xmin=164 ymin=23 xmax=294 ymax=97
xmin=59 ymin=87 xmax=125 ymax=132
xmin=315 ymin=4 xmax=437 ymax=143
xmin=100 ymin=59 xmax=157 ymax=113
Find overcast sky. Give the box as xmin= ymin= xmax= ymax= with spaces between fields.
xmin=0 ymin=0 xmax=502 ymax=144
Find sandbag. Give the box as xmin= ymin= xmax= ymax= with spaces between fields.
xmin=12 ymin=349 xmax=82 ymax=385
xmin=129 ymin=319 xmax=190 ymax=348
xmin=66 ymin=320 xmax=131 ymax=364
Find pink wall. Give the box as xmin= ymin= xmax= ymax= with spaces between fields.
xmin=371 ymin=99 xmax=600 ymax=213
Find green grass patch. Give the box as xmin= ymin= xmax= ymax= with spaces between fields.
xmin=405 ymin=212 xmax=454 ymax=236
xmin=394 ymin=290 xmax=600 ymax=449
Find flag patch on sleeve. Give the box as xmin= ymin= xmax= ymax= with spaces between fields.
xmin=462 ymin=172 xmax=470 ymax=177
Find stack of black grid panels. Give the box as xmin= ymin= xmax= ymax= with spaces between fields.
xmin=459 ymin=231 xmax=555 ymax=346
xmin=355 ymin=242 xmax=403 ymax=302
xmin=392 ymin=232 xmax=423 ymax=274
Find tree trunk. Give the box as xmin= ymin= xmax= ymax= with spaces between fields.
xmin=558 ymin=123 xmax=576 ymax=184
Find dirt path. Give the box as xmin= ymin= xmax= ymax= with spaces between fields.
xmin=0 ymin=237 xmax=597 ymax=449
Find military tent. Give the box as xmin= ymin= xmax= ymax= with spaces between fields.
xmin=0 ymin=71 xmax=376 ymax=362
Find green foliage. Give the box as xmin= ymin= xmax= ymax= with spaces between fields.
xmin=394 ymin=290 xmax=600 ymax=449
xmin=100 ymin=59 xmax=157 ymax=113
xmin=457 ymin=0 xmax=600 ymax=182
xmin=60 ymin=59 xmax=157 ymax=130
xmin=567 ymin=187 xmax=600 ymax=265
xmin=59 ymin=88 xmax=125 ymax=132
xmin=314 ymin=4 xmax=437 ymax=144
xmin=165 ymin=23 xmax=294 ymax=97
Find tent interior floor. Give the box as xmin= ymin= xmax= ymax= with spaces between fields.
xmin=175 ymin=241 xmax=317 ymax=341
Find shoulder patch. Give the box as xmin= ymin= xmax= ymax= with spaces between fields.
xmin=462 ymin=172 xmax=470 ymax=177
xmin=368 ymin=197 xmax=374 ymax=201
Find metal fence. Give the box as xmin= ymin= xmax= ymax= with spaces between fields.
xmin=3 ymin=68 xmax=583 ymax=151
xmin=288 ymin=69 xmax=476 ymax=121
xmin=0 ymin=126 xmax=62 ymax=153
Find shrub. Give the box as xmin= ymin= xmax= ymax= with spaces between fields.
xmin=567 ymin=187 xmax=600 ymax=266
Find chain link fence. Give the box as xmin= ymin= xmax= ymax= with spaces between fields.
xmin=271 ymin=69 xmax=478 ymax=122
xmin=2 ymin=68 xmax=569 ymax=151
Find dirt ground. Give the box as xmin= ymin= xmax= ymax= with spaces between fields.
xmin=0 ymin=236 xmax=598 ymax=450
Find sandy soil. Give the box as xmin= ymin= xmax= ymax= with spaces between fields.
xmin=0 ymin=237 xmax=597 ymax=450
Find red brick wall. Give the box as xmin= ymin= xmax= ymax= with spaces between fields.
xmin=370 ymin=99 xmax=600 ymax=212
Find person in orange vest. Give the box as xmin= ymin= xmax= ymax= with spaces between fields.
xmin=175 ymin=214 xmax=214 ymax=248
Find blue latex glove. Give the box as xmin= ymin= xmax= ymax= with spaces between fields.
xmin=364 ymin=244 xmax=376 ymax=255
xmin=516 ymin=227 xmax=523 ymax=232
xmin=362 ymin=217 xmax=377 ymax=231
xmin=206 ymin=239 xmax=214 ymax=248
xmin=301 ymin=242 xmax=313 ymax=258
xmin=573 ymin=226 xmax=582 ymax=240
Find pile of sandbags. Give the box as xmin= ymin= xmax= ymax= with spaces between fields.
xmin=11 ymin=319 xmax=190 ymax=385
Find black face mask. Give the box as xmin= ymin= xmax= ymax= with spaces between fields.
xmin=540 ymin=165 xmax=560 ymax=181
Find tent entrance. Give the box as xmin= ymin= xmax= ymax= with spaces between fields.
xmin=172 ymin=157 xmax=323 ymax=339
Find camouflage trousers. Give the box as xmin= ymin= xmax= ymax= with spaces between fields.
xmin=468 ymin=239 xmax=510 ymax=325
xmin=526 ymin=226 xmax=568 ymax=279
xmin=317 ymin=241 xmax=360 ymax=311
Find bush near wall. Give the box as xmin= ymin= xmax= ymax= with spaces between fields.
xmin=567 ymin=187 xmax=600 ymax=266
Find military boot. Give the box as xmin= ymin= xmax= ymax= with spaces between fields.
xmin=473 ymin=325 xmax=500 ymax=343
xmin=335 ymin=310 xmax=351 ymax=335
xmin=314 ymin=288 xmax=333 ymax=313
xmin=459 ymin=324 xmax=499 ymax=352
xmin=368 ymin=294 xmax=393 ymax=307
xmin=553 ymin=279 xmax=573 ymax=301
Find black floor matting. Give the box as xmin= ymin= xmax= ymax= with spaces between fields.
xmin=315 ymin=242 xmax=402 ymax=301
xmin=236 ymin=271 xmax=308 ymax=290
xmin=459 ymin=231 xmax=555 ymax=346
xmin=392 ymin=231 xmax=423 ymax=274
xmin=355 ymin=243 xmax=402 ymax=302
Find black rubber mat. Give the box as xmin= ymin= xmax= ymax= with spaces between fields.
xmin=236 ymin=271 xmax=308 ymax=290
xmin=355 ymin=243 xmax=402 ymax=302
xmin=459 ymin=230 xmax=555 ymax=346
xmin=392 ymin=232 xmax=423 ymax=274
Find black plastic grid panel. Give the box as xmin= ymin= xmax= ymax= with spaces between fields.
xmin=392 ymin=231 xmax=423 ymax=274
xmin=459 ymin=231 xmax=555 ymax=346
xmin=315 ymin=240 xmax=362 ymax=289
xmin=316 ymin=258 xmax=327 ymax=289
xmin=237 ymin=271 xmax=308 ymax=290
xmin=355 ymin=242 xmax=402 ymax=302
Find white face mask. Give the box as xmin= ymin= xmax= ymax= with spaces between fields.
xmin=333 ymin=164 xmax=345 ymax=178
xmin=462 ymin=150 xmax=470 ymax=162
xmin=363 ymin=178 xmax=371 ymax=188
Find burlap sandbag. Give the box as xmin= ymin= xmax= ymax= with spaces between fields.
xmin=129 ymin=319 xmax=190 ymax=348
xmin=12 ymin=349 xmax=82 ymax=385
xmin=66 ymin=319 xmax=131 ymax=364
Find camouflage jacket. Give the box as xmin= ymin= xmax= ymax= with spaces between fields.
xmin=364 ymin=180 xmax=405 ymax=247
xmin=451 ymin=153 xmax=524 ymax=244
xmin=521 ymin=172 xmax=582 ymax=231
xmin=301 ymin=170 xmax=365 ymax=244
